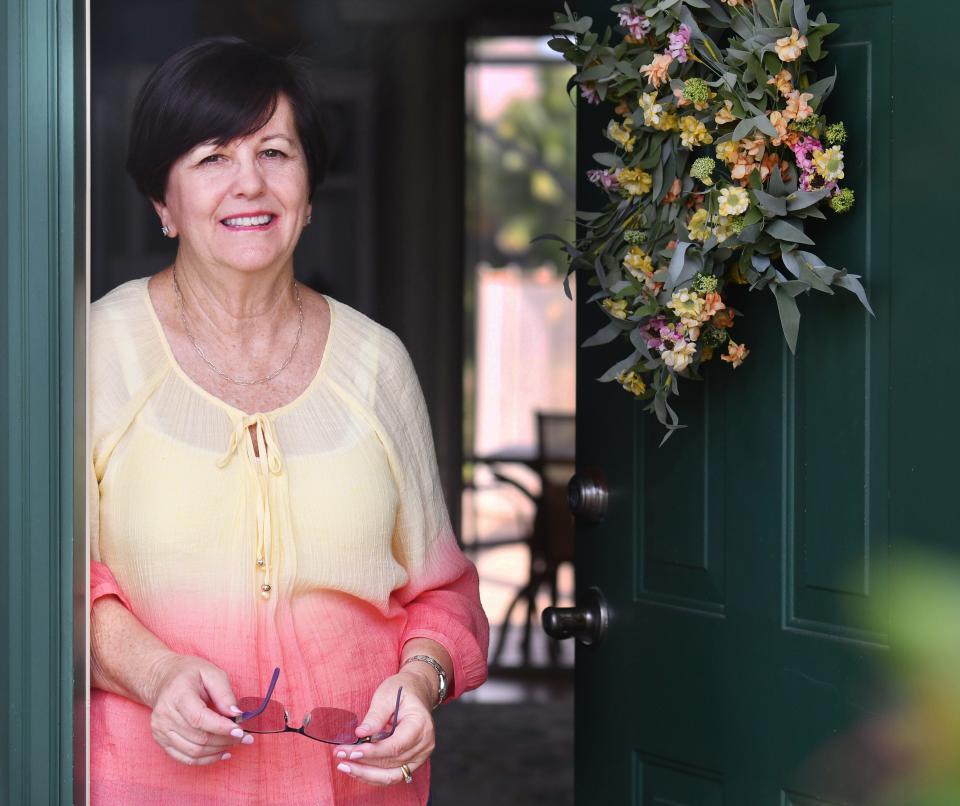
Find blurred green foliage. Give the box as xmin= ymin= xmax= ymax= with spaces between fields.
xmin=465 ymin=59 xmax=576 ymax=273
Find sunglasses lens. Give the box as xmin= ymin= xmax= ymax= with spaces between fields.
xmin=237 ymin=697 xmax=286 ymax=732
xmin=302 ymin=707 xmax=360 ymax=744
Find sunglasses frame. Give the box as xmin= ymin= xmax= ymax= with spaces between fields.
xmin=235 ymin=667 xmax=403 ymax=746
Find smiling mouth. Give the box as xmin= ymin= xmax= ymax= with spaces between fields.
xmin=221 ymin=214 xmax=276 ymax=229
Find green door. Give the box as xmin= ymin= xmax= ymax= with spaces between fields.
xmin=572 ymin=1 xmax=960 ymax=803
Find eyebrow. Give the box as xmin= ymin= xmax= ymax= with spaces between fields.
xmin=258 ymin=134 xmax=294 ymax=144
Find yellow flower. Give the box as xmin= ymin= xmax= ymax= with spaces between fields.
xmin=721 ymin=340 xmax=749 ymax=368
xmin=775 ymin=27 xmax=807 ymax=62
xmin=602 ymin=298 xmax=629 ymax=319
xmin=640 ymin=53 xmax=673 ymax=89
xmin=654 ymin=110 xmax=681 ymax=132
xmin=714 ymin=99 xmax=737 ymax=125
xmin=667 ymin=290 xmax=705 ymax=335
xmin=718 ymin=186 xmax=750 ymax=216
xmin=662 ymin=340 xmax=697 ymax=372
xmin=713 ymin=215 xmax=736 ymax=242
xmin=679 ymin=116 xmax=714 ymax=149
xmin=813 ymin=146 xmax=845 ymax=181
xmin=716 ymin=139 xmax=738 ymax=164
xmin=687 ymin=208 xmax=713 ymax=241
xmin=606 ymin=118 xmax=636 ymax=152
xmin=617 ymin=167 xmax=653 ymax=195
xmin=616 ymin=370 xmax=647 ymax=397
xmin=638 ymin=92 xmax=662 ymax=127
xmin=623 ymin=246 xmax=654 ymax=279
xmin=767 ymin=68 xmax=794 ymax=97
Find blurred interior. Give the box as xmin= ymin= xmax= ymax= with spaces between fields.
xmin=92 ymin=1 xmax=574 ymax=802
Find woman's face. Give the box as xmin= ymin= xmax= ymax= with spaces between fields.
xmin=153 ymin=94 xmax=312 ymax=276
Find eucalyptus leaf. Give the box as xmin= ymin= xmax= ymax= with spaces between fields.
xmin=786 ymin=188 xmax=830 ymax=211
xmin=592 ymin=152 xmax=622 ymax=168
xmin=666 ymin=241 xmax=693 ymax=290
xmin=771 ymin=283 xmax=802 ymax=353
xmin=582 ymin=320 xmax=625 ymax=347
xmin=793 ymin=0 xmax=809 ymax=33
xmin=834 ymin=273 xmax=875 ymax=315
xmin=753 ymin=190 xmax=788 ymax=217
xmin=765 ymin=218 xmax=815 ymax=245
xmin=598 ymin=351 xmax=642 ymax=382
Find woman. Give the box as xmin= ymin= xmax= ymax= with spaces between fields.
xmin=89 ymin=37 xmax=489 ymax=805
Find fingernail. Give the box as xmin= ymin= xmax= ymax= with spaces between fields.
xmin=336 ymin=751 xmax=346 ymax=759
xmin=350 ymin=751 xmax=364 ymax=760
xmin=230 ymin=728 xmax=244 ymax=738
xmin=337 ymin=763 xmax=351 ymax=774
xmin=221 ymin=752 xmax=232 ymax=761
xmin=241 ymin=735 xmax=255 ymax=745
xmin=229 ymin=706 xmax=242 ymax=715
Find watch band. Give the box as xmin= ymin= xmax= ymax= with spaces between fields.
xmin=402 ymin=654 xmax=448 ymax=709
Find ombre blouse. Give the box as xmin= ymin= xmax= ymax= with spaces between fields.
xmin=89 ymin=277 xmax=489 ymax=805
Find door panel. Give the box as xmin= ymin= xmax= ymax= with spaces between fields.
xmin=574 ymin=1 xmax=957 ymax=803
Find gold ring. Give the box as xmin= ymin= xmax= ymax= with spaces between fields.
xmin=399 ymin=763 xmax=413 ymax=784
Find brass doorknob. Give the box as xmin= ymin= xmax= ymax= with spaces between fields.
xmin=542 ymin=586 xmax=609 ymax=646
xmin=567 ymin=471 xmax=608 ymax=523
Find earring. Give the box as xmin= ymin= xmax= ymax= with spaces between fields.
xmin=305 ymin=213 xmax=312 ymax=225
xmin=161 ymin=225 xmax=170 ymax=237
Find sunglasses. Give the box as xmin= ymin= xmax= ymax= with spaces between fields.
xmin=235 ymin=667 xmax=402 ymax=745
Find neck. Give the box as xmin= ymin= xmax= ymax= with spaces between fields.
xmin=172 ymin=255 xmax=297 ymax=344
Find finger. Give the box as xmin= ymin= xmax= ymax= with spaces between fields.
xmin=342 ymin=717 xmax=430 ymax=763
xmin=336 ymin=759 xmax=420 ymax=787
xmin=199 ymin=666 xmax=242 ymax=718
xmin=174 ymin=694 xmax=244 ymax=737
xmin=162 ymin=744 xmax=231 ymax=767
xmin=164 ymin=729 xmax=237 ymax=760
xmin=356 ymin=688 xmax=403 ymax=739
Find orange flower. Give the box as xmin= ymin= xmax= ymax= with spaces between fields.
xmin=767 ymin=69 xmax=794 ymax=97
xmin=712 ymin=308 xmax=736 ymax=328
xmin=661 ymin=177 xmax=683 ymax=204
xmin=614 ymin=100 xmax=631 ymax=117
xmin=783 ymin=89 xmax=814 ymax=122
xmin=700 ymin=291 xmax=726 ymax=321
xmin=640 ymin=53 xmax=673 ymax=89
xmin=774 ymin=27 xmax=807 ymax=62
xmin=767 ymin=110 xmax=790 ymax=146
xmin=715 ymin=99 xmax=737 ymax=125
xmin=721 ymin=340 xmax=749 ymax=368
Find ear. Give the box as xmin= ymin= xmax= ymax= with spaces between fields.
xmin=151 ymin=198 xmax=176 ymax=238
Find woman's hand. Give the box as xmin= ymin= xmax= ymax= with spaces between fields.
xmin=147 ymin=654 xmax=251 ymax=766
xmin=332 ymin=665 xmax=438 ymax=787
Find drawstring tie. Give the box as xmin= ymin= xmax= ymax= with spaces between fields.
xmin=217 ymin=413 xmax=283 ymax=599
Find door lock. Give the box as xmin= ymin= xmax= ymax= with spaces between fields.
xmin=567 ymin=471 xmax=608 ymax=523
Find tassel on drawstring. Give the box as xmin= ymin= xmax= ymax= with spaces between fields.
xmin=217 ymin=413 xmax=284 ymax=600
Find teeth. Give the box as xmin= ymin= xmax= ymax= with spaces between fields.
xmin=224 ymin=214 xmax=272 ymax=227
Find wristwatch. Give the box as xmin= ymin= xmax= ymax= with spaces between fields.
xmin=402 ymin=654 xmax=448 ymax=709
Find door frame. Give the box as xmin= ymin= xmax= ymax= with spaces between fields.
xmin=1 ymin=0 xmax=88 ymax=802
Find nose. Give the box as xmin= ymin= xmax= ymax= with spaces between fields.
xmin=230 ymin=155 xmax=266 ymax=198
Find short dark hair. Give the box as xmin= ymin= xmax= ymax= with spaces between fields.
xmin=126 ymin=37 xmax=328 ymax=202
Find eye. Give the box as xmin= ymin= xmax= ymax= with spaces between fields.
xmin=261 ymin=148 xmax=287 ymax=159
xmin=198 ymin=154 xmax=224 ymax=165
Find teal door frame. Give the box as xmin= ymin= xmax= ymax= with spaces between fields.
xmin=1 ymin=0 xmax=87 ymax=803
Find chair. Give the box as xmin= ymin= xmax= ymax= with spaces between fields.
xmin=486 ymin=411 xmax=575 ymax=668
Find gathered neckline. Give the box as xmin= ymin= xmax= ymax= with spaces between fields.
xmin=138 ymin=276 xmax=337 ymax=420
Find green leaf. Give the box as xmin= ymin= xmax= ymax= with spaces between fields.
xmin=765 ymin=218 xmax=815 ymax=245
xmin=778 ymin=0 xmax=793 ymax=27
xmin=786 ymin=188 xmax=830 ymax=211
xmin=753 ymin=190 xmax=788 ymax=217
xmin=592 ymin=152 xmax=623 ymax=168
xmin=834 ymin=273 xmax=875 ymax=316
xmin=582 ymin=320 xmax=625 ymax=347
xmin=754 ymin=114 xmax=779 ymax=138
xmin=598 ymin=351 xmax=642 ymax=382
xmin=666 ymin=241 xmax=692 ymax=290
xmin=732 ymin=116 xmax=756 ymax=141
xmin=771 ymin=283 xmax=802 ymax=353
xmin=793 ymin=0 xmax=809 ymax=34
xmin=580 ymin=63 xmax=613 ymax=81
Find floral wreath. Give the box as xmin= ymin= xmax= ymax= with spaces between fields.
xmin=544 ymin=0 xmax=872 ymax=440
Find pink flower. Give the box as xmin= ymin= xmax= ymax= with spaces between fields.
xmin=587 ymin=168 xmax=619 ymax=190
xmin=667 ymin=24 xmax=692 ymax=62
xmin=618 ymin=7 xmax=651 ymax=39
xmin=580 ymin=81 xmax=600 ymax=105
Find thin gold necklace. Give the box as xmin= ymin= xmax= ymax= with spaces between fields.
xmin=172 ymin=266 xmax=304 ymax=386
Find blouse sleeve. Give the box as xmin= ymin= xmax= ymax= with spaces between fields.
xmin=89 ymin=450 xmax=132 ymax=610
xmin=375 ymin=330 xmax=489 ymax=701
